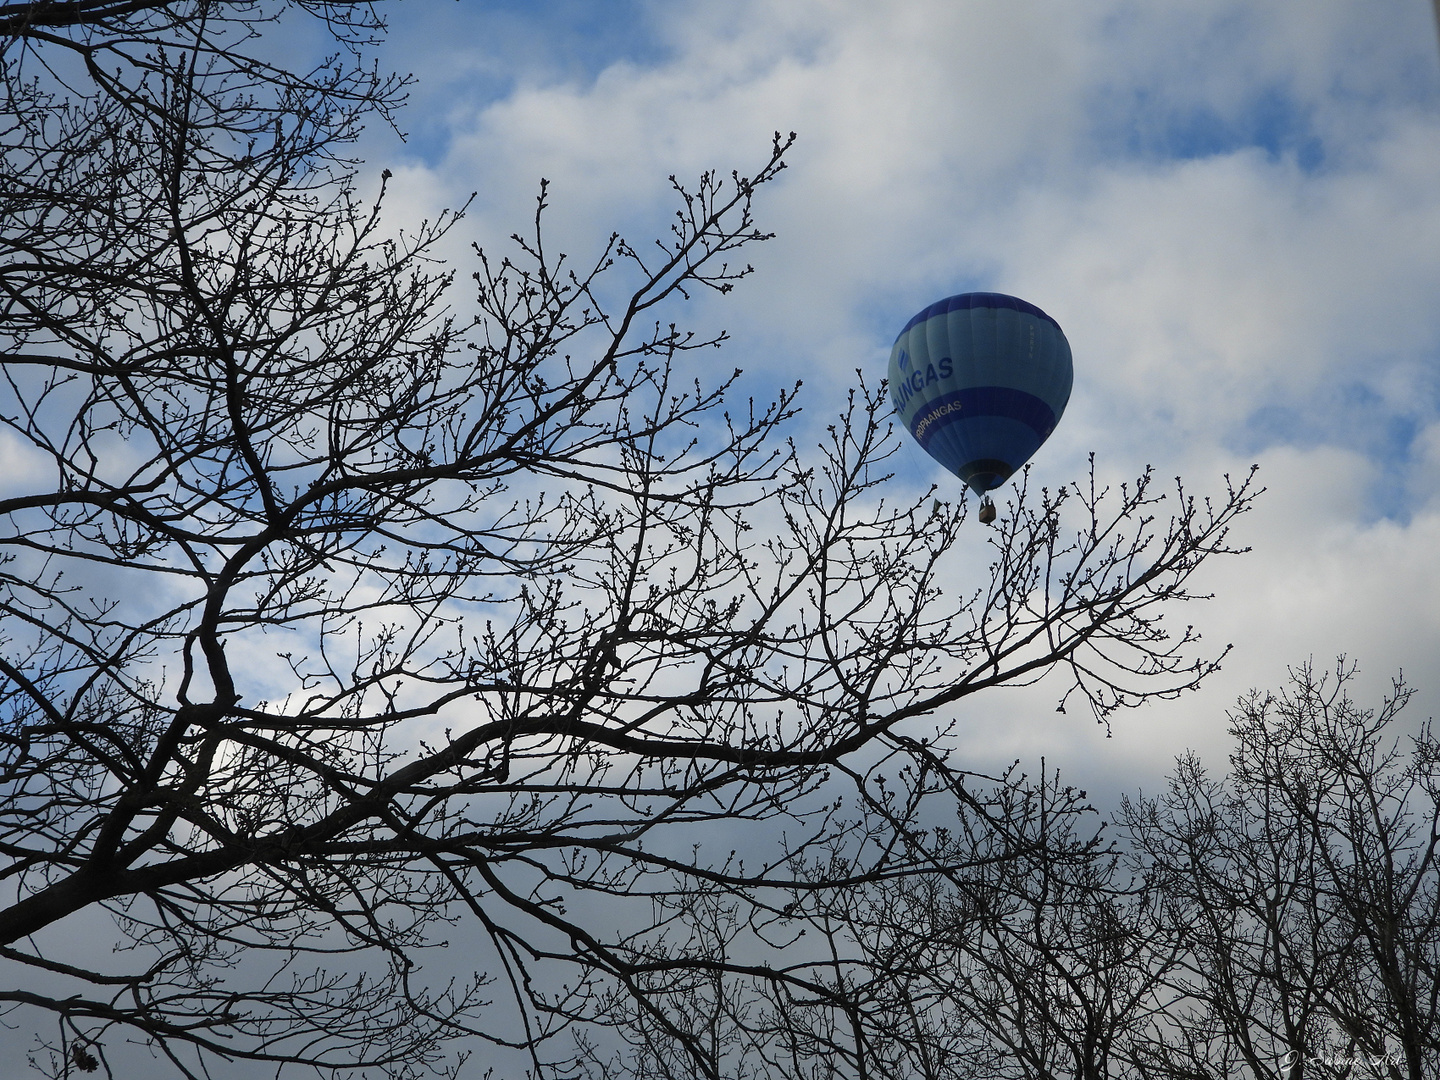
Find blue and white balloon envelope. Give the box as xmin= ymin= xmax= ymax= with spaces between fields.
xmin=888 ymin=292 xmax=1073 ymax=497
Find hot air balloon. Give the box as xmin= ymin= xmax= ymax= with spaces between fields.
xmin=888 ymin=292 xmax=1072 ymax=524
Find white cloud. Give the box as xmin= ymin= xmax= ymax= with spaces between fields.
xmin=387 ymin=0 xmax=1440 ymax=786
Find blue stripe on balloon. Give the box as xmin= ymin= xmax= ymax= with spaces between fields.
xmin=922 ymin=416 xmax=1043 ymax=492
xmin=907 ymin=386 xmax=1057 ymax=452
xmin=898 ymin=292 xmax=1063 ymax=337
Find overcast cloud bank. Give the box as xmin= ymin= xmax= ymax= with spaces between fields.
xmin=367 ymin=0 xmax=1440 ymax=784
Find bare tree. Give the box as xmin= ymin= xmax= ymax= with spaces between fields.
xmin=1 ymin=2 xmax=1259 ymax=1077
xmin=655 ymin=764 xmax=1182 ymax=1080
xmin=664 ymin=664 xmax=1440 ymax=1080
xmin=1122 ymin=662 xmax=1440 ymax=1080
xmin=873 ymin=779 xmax=1175 ymax=1080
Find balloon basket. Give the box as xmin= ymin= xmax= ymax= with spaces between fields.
xmin=978 ymin=497 xmax=996 ymax=525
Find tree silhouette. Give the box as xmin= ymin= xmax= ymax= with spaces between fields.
xmin=1124 ymin=662 xmax=1440 ymax=1080
xmin=655 ymin=664 xmax=1439 ymax=1080
xmin=1 ymin=2 xmax=1257 ymax=1077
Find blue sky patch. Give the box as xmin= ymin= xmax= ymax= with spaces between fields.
xmin=379 ymin=0 xmax=670 ymax=166
xmin=1098 ymin=83 xmax=1325 ymax=171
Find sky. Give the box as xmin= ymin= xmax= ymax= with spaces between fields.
xmin=1 ymin=3 xmax=1437 ymax=1076
xmin=358 ymin=0 xmax=1440 ymax=795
